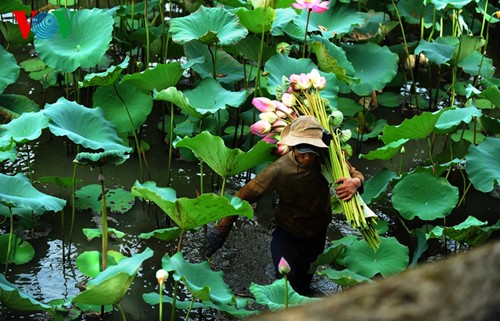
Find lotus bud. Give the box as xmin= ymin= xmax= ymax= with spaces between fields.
xmin=262 ymin=132 xmax=278 ymax=144
xmin=278 ymin=257 xmax=291 ymax=275
xmin=259 ymin=111 xmax=278 ymax=124
xmin=250 ymin=0 xmax=268 ymax=8
xmin=274 ymin=142 xmax=290 ymax=156
xmin=156 ymin=269 xmax=168 ymax=286
xmin=271 ymin=119 xmax=288 ymax=132
xmin=98 ymin=173 xmax=105 ymax=184
xmin=329 ymin=110 xmax=344 ymax=127
xmin=252 ymin=97 xmax=276 ymax=112
xmin=339 ymin=129 xmax=352 ymax=143
xmin=280 ymin=93 xmax=296 ymax=108
xmin=250 ymin=120 xmax=272 ymax=137
xmin=275 ymin=101 xmax=293 ymax=116
xmin=400 ymin=146 xmax=406 ymax=155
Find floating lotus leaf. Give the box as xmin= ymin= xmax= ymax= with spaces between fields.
xmin=79 ymin=56 xmax=130 ymax=88
xmin=0 ymin=45 xmax=20 ymax=94
xmin=341 ymin=42 xmax=399 ymax=96
xmin=0 ymin=273 xmax=51 ymax=311
xmin=82 ymin=228 xmax=125 ymax=241
xmin=170 ymin=6 xmax=248 ymax=45
xmin=120 ymin=62 xmax=184 ymax=91
xmin=93 ymin=81 xmax=153 ymax=135
xmin=175 ymin=131 xmax=276 ymax=178
xmin=76 ymin=250 xmax=126 ymax=278
xmin=465 ymin=137 xmax=500 ymax=193
xmin=427 ymin=216 xmax=500 ymax=246
xmin=235 ymin=7 xmax=276 ymax=34
xmin=0 ymin=234 xmax=35 ymax=265
xmin=75 ymin=184 xmax=135 ymax=214
xmin=2 ymin=111 xmax=48 ymax=143
xmin=427 ymin=0 xmax=473 ymax=10
xmin=360 ymin=138 xmax=409 ymax=161
xmin=0 ymin=173 xmax=66 ymax=212
xmin=132 ymin=181 xmax=254 ymax=230
xmin=380 ymin=109 xmax=445 ymax=144
xmin=72 ymin=248 xmax=153 ymax=305
xmin=392 ymin=172 xmax=459 ymax=220
xmin=38 ymin=176 xmax=81 ymax=188
xmin=249 ymin=278 xmax=318 ymax=311
xmin=43 ymin=97 xmax=131 ymax=152
xmin=73 ymin=150 xmax=130 ymax=167
xmin=0 ymin=148 xmax=16 ymax=163
xmin=139 ymin=226 xmax=183 ymax=242
xmin=434 ymin=106 xmax=482 ymax=133
xmin=361 ymin=167 xmax=399 ymax=205
xmin=295 ymin=4 xmax=364 ymax=37
xmin=317 ymin=268 xmax=373 ymax=287
xmin=153 ymin=87 xmax=203 ymax=119
xmin=344 ymin=237 xmax=409 ymax=278
xmin=34 ymin=8 xmax=114 ymax=72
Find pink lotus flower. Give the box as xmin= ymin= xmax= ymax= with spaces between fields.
xmin=289 ymin=73 xmax=312 ymax=91
xmin=250 ymin=120 xmax=272 ymax=137
xmin=292 ymin=0 xmax=330 ymax=13
xmin=271 ymin=119 xmax=288 ymax=132
xmin=274 ymin=142 xmax=290 ymax=156
xmin=262 ymin=132 xmax=279 ymax=144
xmin=308 ymin=69 xmax=326 ymax=90
xmin=278 ymin=257 xmax=291 ymax=274
xmin=275 ymin=101 xmax=294 ymax=117
xmin=259 ymin=111 xmax=278 ymax=124
xmin=252 ymin=97 xmax=276 ymax=112
xmin=281 ymin=92 xmax=296 ymax=107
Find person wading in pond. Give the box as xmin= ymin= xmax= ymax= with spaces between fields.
xmin=206 ymin=115 xmax=364 ymax=296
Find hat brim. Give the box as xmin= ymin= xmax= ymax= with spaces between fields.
xmin=295 ymin=144 xmax=320 ymax=155
xmin=280 ymin=124 xmax=329 ymax=148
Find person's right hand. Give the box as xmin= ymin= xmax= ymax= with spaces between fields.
xmin=206 ymin=227 xmax=228 ymax=258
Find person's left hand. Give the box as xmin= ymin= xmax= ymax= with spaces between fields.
xmin=335 ymin=177 xmax=361 ymax=201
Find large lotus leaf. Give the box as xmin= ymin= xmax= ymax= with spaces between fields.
xmin=341 ymin=43 xmax=399 ymax=96
xmin=2 ymin=111 xmax=48 ymax=143
xmin=309 ymin=235 xmax=358 ymax=272
xmin=360 ymin=138 xmax=409 ymax=161
xmin=398 ymin=0 xmax=435 ymax=27
xmin=184 ymin=41 xmax=245 ymax=85
xmin=0 ymin=0 xmax=29 ymax=13
xmin=478 ymin=85 xmax=500 ymax=108
xmin=34 ymin=8 xmax=113 ymax=73
xmin=264 ymin=54 xmax=338 ymax=108
xmin=75 ymin=250 xmax=126 ymax=278
xmin=79 ymin=56 xmax=130 ymax=88
xmin=153 ymin=87 xmax=203 ymax=119
xmin=73 ymin=150 xmax=130 ymax=167
xmin=182 ymin=78 xmax=247 ymax=115
xmin=0 ymin=147 xmax=16 ymax=163
xmin=0 ymin=173 xmax=66 ymax=212
xmin=131 ymin=181 xmax=254 ymax=230
xmin=309 ymin=36 xmax=355 ymax=85
xmin=225 ymin=34 xmax=275 ymax=63
xmin=235 ymin=7 xmax=276 ymax=34
xmin=72 ymin=248 xmax=153 ymax=305
xmin=434 ymin=106 xmax=482 ymax=133
xmin=451 ymin=36 xmax=486 ymax=66
xmin=175 ymin=131 xmax=276 ymax=177
xmin=0 ymin=273 xmax=51 ymax=311
xmin=414 ymin=38 xmax=458 ymax=65
xmin=75 ymin=184 xmax=135 ymax=214
xmin=170 ymin=6 xmax=248 ymax=45
xmin=295 ymin=4 xmax=364 ymax=37
xmin=249 ymin=278 xmax=318 ymax=311
xmin=427 ymin=216 xmax=500 ymax=246
xmin=0 ymin=94 xmax=40 ymax=120
xmin=0 ymin=45 xmax=20 ymax=94
xmin=162 ymin=252 xmax=237 ymax=304
xmin=476 ymin=0 xmax=500 ymax=24
xmin=92 ymin=81 xmax=153 ymax=135
xmin=317 ymin=268 xmax=373 ymax=287
xmin=465 ymin=137 xmax=500 ymax=193
xmin=43 ymin=97 xmax=131 ymax=152
xmin=344 ymin=237 xmax=409 ymax=278
xmin=380 ymin=109 xmax=445 ymax=144
xmin=427 ymin=0 xmax=473 ymax=10
xmin=361 ymin=167 xmax=399 ymax=205
xmin=139 ymin=226 xmax=183 ymax=241
xmin=0 ymin=234 xmax=35 ymax=265
xmin=271 ymin=8 xmax=298 ymax=36
xmin=143 ymin=292 xmax=204 ymax=309
xmin=392 ymin=172 xmax=459 ymax=220
xmin=120 ymin=62 xmax=184 ymax=91
xmin=459 ymin=51 xmax=495 ymax=78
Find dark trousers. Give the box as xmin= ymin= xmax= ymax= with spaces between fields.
xmin=270 ymin=226 xmax=327 ymax=296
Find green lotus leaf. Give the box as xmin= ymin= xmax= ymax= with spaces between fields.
xmin=434 ymin=106 xmax=482 ymax=133
xmin=427 ymin=0 xmax=473 ymax=10
xmin=392 ymin=172 xmax=459 ymax=220
xmin=309 ymin=235 xmax=358 ymax=272
xmin=34 ymin=8 xmax=114 ymax=72
xmin=175 ymin=131 xmax=276 ymax=178
xmin=170 ymin=6 xmax=248 ymax=45
xmin=0 ymin=45 xmax=20 ymax=94
xmin=451 ymin=36 xmax=486 ymax=66
xmin=79 ymin=56 xmax=130 ymax=88
xmin=48 ymin=0 xmax=75 ymax=5
xmin=427 ymin=216 xmax=500 ymax=246
xmin=295 ymin=4 xmax=364 ymax=37
xmin=0 ymin=234 xmax=35 ymax=265
xmin=82 ymin=228 xmax=125 ymax=241
xmin=317 ymin=268 xmax=373 ymax=287
xmin=0 ymin=94 xmax=40 ymax=119
xmin=465 ymin=137 xmax=500 ymax=193
xmin=342 ymin=42 xmax=399 ymax=96
xmin=459 ymin=51 xmax=495 ymax=78
xmin=476 ymin=0 xmax=500 ymax=24
xmin=0 ymin=0 xmax=29 ymax=14
xmin=360 ymin=138 xmax=409 ymax=161
xmin=225 ymin=34 xmax=275 ymax=63
xmin=398 ymin=0 xmax=435 ymax=27
xmin=271 ymin=8 xmax=298 ymax=36
xmin=0 ymin=147 xmax=16 ymax=163
xmin=414 ymin=37 xmax=457 ymax=65
xmin=19 ymin=57 xmax=46 ymax=72
xmin=337 ymin=97 xmax=363 ymax=117
xmin=344 ymin=116 xmax=388 ymax=142
xmin=162 ymin=252 xmax=238 ymax=304
xmin=235 ymin=7 xmax=276 ymax=34
xmin=153 ymin=87 xmax=203 ymax=119
xmin=131 ymin=181 xmax=254 ymax=230
xmin=75 ymin=184 xmax=135 ymax=214
xmin=74 ymin=150 xmax=130 ymax=167
xmin=478 ymin=85 xmax=500 ymax=108
xmin=361 ymin=167 xmax=399 ymax=205
xmin=2 ymin=111 xmax=48 ymax=143
xmin=76 ymin=250 xmax=126 ymax=278
xmin=38 ymin=176 xmax=81 ymax=188
xmin=309 ymin=36 xmax=355 ymax=85
xmin=72 ymin=248 xmax=153 ymax=305
xmin=93 ymin=81 xmax=153 ymax=135
xmin=344 ymin=237 xmax=409 ymax=278
xmin=377 ymin=92 xmax=404 ymax=108
xmin=143 ymin=292 xmax=205 ymax=309
xmin=0 ymin=172 xmax=66 ymax=211
xmin=120 ymin=62 xmax=184 ymax=91
xmin=380 ymin=109 xmax=445 ymax=144
xmin=139 ymin=226 xmax=183 ymax=241
xmin=185 ymin=41 xmax=245 ymax=84
xmin=249 ymin=278 xmax=318 ymax=311
xmin=264 ymin=54 xmax=338 ymax=108
xmin=182 ymin=78 xmax=247 ymax=115
xmin=43 ymin=97 xmax=131 ymax=152
xmin=353 ymin=11 xmax=397 ymax=43
xmin=0 ymin=273 xmax=51 ymax=312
